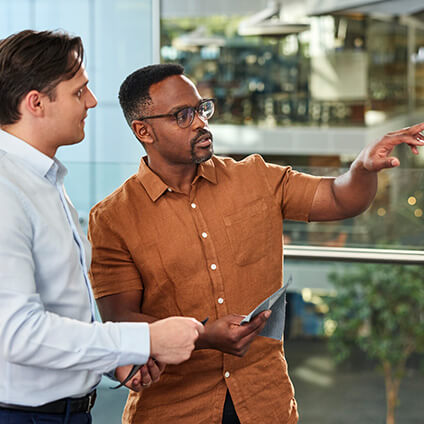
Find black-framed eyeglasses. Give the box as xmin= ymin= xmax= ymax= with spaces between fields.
xmin=137 ymin=98 xmax=215 ymax=129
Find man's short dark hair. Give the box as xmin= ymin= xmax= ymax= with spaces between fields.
xmin=119 ymin=63 xmax=184 ymax=127
xmin=0 ymin=29 xmax=84 ymax=125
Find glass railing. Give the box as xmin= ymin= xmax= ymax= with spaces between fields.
xmin=285 ymin=167 xmax=424 ymax=252
xmin=63 ymin=162 xmax=424 ymax=253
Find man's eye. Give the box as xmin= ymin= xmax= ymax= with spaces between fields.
xmin=176 ymin=108 xmax=191 ymax=123
xmin=76 ymin=88 xmax=83 ymax=98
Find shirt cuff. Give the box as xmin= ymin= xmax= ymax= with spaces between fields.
xmin=115 ymin=322 xmax=150 ymax=367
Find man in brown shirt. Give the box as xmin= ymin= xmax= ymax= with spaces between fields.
xmin=88 ymin=64 xmax=424 ymax=424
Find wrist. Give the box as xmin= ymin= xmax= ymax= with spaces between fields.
xmin=350 ymin=156 xmax=370 ymax=174
xmin=194 ymin=328 xmax=210 ymax=350
xmin=148 ymin=323 xmax=157 ymax=358
xmin=350 ymin=149 xmax=380 ymax=175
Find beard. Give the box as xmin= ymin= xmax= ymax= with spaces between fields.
xmin=190 ymin=129 xmax=214 ymax=164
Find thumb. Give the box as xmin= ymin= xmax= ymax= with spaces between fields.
xmin=191 ymin=318 xmax=205 ymax=334
xmin=260 ymin=310 xmax=271 ymax=320
xmin=386 ymin=157 xmax=400 ymax=168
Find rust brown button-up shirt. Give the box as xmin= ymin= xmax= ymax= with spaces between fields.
xmin=88 ymin=154 xmax=321 ymax=424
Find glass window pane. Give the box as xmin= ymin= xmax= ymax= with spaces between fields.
xmin=284 ymin=258 xmax=424 ymax=423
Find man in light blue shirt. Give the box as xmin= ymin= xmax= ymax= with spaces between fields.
xmin=0 ymin=29 xmax=204 ymax=424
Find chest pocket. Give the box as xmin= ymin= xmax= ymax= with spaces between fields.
xmin=223 ymin=198 xmax=272 ymax=266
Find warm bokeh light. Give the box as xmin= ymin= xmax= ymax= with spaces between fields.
xmin=302 ymin=288 xmax=312 ymax=302
xmin=377 ymin=208 xmax=386 ymax=216
xmin=324 ymin=319 xmax=337 ymax=337
xmin=408 ymin=196 xmax=417 ymax=206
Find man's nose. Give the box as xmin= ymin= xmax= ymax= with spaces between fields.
xmin=86 ymin=88 xmax=98 ymax=109
xmin=192 ymin=111 xmax=208 ymax=129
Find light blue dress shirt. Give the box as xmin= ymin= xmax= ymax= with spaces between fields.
xmin=0 ymin=129 xmax=150 ymax=406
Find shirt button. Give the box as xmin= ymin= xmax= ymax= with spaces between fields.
xmin=224 ymin=371 xmax=230 ymax=378
xmin=191 ymin=203 xmax=197 ymax=209
xmin=201 ymin=232 xmax=208 ymax=238
xmin=218 ymin=297 xmax=224 ymax=304
xmin=210 ymin=263 xmax=217 ymax=270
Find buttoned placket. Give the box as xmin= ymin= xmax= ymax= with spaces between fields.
xmin=187 ymin=186 xmax=227 ymax=319
xmin=187 ymin=181 xmax=234 ymax=390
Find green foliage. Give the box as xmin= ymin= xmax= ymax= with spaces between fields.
xmin=327 ymin=264 xmax=424 ymax=372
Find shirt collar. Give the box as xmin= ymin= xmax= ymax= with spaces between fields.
xmin=194 ymin=158 xmax=217 ymax=185
xmin=45 ymin=158 xmax=68 ymax=185
xmin=0 ymin=129 xmax=65 ymax=182
xmin=137 ymin=156 xmax=217 ymax=202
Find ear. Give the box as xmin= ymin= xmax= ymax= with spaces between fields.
xmin=22 ymin=90 xmax=47 ymax=117
xmin=132 ymin=120 xmax=154 ymax=145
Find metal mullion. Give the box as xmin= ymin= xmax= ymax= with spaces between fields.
xmin=284 ymin=245 xmax=424 ymax=264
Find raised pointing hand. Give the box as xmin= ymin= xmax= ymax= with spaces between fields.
xmin=360 ymin=122 xmax=424 ymax=172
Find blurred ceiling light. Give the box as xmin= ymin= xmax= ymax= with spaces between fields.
xmin=365 ymin=110 xmax=386 ymax=126
xmin=238 ymin=0 xmax=309 ymax=37
xmin=308 ymin=0 xmax=424 ymax=17
xmin=173 ymin=26 xmax=225 ymax=51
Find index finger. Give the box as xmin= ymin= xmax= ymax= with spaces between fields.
xmin=150 ymin=357 xmax=166 ymax=373
xmin=406 ymin=122 xmax=424 ymax=135
xmin=387 ymin=122 xmax=424 ymax=137
xmin=145 ymin=359 xmax=161 ymax=383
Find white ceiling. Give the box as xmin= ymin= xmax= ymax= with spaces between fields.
xmin=307 ymin=0 xmax=424 ymax=16
xmin=161 ymin=0 xmax=424 ymax=19
xmin=161 ymin=0 xmax=269 ymax=18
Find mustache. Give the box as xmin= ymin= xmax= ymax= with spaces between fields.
xmin=191 ymin=130 xmax=213 ymax=146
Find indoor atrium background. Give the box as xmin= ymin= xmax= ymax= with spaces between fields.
xmin=1 ymin=1 xmax=423 ymax=422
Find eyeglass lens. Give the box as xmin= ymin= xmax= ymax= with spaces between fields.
xmin=175 ymin=100 xmax=214 ymax=128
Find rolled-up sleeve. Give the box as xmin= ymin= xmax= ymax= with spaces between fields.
xmin=88 ymin=201 xmax=144 ymax=299
xmin=253 ymin=154 xmax=322 ymax=221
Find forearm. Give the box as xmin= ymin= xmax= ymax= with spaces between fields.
xmin=310 ymin=123 xmax=424 ymax=222
xmin=310 ymin=156 xmax=378 ymax=222
xmin=0 ymin=292 xmax=150 ymax=372
xmin=332 ymin=157 xmax=378 ymax=217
